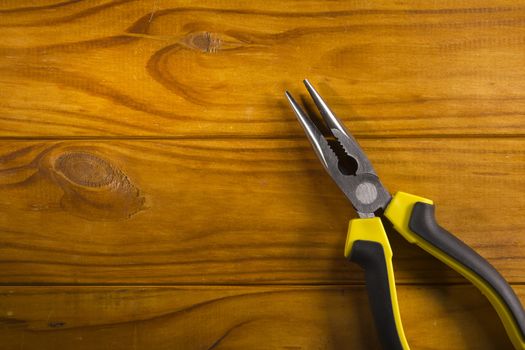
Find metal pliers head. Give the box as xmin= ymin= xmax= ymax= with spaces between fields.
xmin=285 ymin=80 xmax=391 ymax=218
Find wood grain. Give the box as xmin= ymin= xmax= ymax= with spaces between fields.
xmin=1 ymin=0 xmax=525 ymax=137
xmin=2 ymin=1 xmax=525 ymax=349
xmin=0 ymin=285 xmax=521 ymax=350
xmin=0 ymin=138 xmax=522 ymax=284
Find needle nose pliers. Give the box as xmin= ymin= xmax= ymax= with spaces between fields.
xmin=285 ymin=80 xmax=525 ymax=350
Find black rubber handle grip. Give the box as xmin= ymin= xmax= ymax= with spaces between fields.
xmin=349 ymin=240 xmax=404 ymax=350
xmin=410 ymin=202 xmax=525 ymax=339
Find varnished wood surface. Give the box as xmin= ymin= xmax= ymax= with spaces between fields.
xmin=1 ymin=0 xmax=525 ymax=137
xmin=0 ymin=139 xmax=523 ymax=284
xmin=0 ymin=285 xmax=521 ymax=350
xmin=1 ymin=1 xmax=525 ymax=349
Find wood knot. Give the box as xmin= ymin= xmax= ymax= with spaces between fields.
xmin=55 ymin=152 xmax=114 ymax=188
xmin=183 ymin=32 xmax=222 ymax=53
xmin=146 ymin=30 xmax=248 ymax=104
xmin=40 ymin=149 xmax=146 ymax=221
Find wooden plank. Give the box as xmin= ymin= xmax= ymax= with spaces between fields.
xmin=0 ymin=285 xmax=521 ymax=350
xmin=0 ymin=138 xmax=523 ymax=284
xmin=1 ymin=1 xmax=525 ymax=137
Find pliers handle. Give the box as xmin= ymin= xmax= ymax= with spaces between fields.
xmin=346 ymin=191 xmax=525 ymax=350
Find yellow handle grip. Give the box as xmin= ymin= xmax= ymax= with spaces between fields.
xmin=345 ymin=217 xmax=410 ymax=350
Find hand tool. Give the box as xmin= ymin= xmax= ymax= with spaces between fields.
xmin=285 ymin=80 xmax=525 ymax=350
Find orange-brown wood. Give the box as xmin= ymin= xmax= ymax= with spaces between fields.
xmin=0 ymin=285 xmax=521 ymax=350
xmin=1 ymin=1 xmax=525 ymax=137
xmin=0 ymin=139 xmax=523 ymax=284
xmin=1 ymin=1 xmax=525 ymax=349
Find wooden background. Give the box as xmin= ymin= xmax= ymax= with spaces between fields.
xmin=0 ymin=0 xmax=524 ymax=349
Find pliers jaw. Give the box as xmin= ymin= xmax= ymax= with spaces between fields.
xmin=285 ymin=80 xmax=391 ymax=217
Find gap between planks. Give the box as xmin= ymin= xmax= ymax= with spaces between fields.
xmin=0 ymin=282 xmax=524 ymax=287
xmin=0 ymin=134 xmax=524 ymax=141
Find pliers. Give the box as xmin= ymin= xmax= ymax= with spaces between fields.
xmin=285 ymin=80 xmax=525 ymax=350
